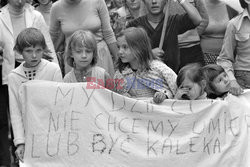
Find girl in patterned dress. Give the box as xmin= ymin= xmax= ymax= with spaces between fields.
xmin=114 ymin=27 xmax=177 ymax=103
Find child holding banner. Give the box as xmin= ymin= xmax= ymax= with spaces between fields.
xmin=175 ymin=63 xmax=207 ymax=100
xmin=114 ymin=27 xmax=177 ymax=103
xmin=63 ymin=30 xmax=112 ymax=89
xmin=202 ymin=64 xmax=231 ymax=99
xmin=8 ymin=28 xmax=63 ymax=163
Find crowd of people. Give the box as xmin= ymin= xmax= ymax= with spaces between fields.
xmin=0 ymin=0 xmax=249 ymax=166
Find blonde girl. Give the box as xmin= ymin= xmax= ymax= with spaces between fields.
xmin=64 ymin=30 xmax=112 ymax=89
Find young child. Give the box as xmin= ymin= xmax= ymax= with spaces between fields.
xmin=64 ymin=30 xmax=112 ymax=89
xmin=113 ymin=27 xmax=177 ymax=103
xmin=175 ymin=63 xmax=207 ymax=100
xmin=8 ymin=28 xmax=63 ymax=163
xmin=202 ymin=64 xmax=230 ymax=99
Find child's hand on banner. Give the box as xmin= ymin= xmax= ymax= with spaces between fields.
xmin=229 ymin=80 xmax=244 ymax=96
xmin=15 ymin=144 xmax=25 ymax=163
xmin=153 ymin=91 xmax=167 ymax=104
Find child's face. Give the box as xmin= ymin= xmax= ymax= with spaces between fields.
xmin=179 ymin=77 xmax=203 ymax=100
xmin=117 ymin=36 xmax=136 ymax=64
xmin=212 ymin=72 xmax=230 ymax=94
xmin=72 ymin=46 xmax=93 ymax=69
xmin=22 ymin=45 xmax=43 ymax=68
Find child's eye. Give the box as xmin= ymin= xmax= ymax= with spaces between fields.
xmin=26 ymin=50 xmax=33 ymax=54
xmin=123 ymin=45 xmax=128 ymax=49
xmin=75 ymin=50 xmax=82 ymax=54
xmin=36 ymin=49 xmax=43 ymax=53
xmin=85 ymin=49 xmax=92 ymax=53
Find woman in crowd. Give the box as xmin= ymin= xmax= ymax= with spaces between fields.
xmin=50 ymin=0 xmax=118 ymax=77
xmin=114 ymin=27 xmax=177 ymax=103
xmin=127 ymin=0 xmax=202 ymax=73
xmin=200 ymin=0 xmax=238 ymax=65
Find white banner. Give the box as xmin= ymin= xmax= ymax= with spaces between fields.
xmin=19 ymin=81 xmax=250 ymax=167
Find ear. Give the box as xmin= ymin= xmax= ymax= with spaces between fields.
xmin=200 ymin=79 xmax=207 ymax=90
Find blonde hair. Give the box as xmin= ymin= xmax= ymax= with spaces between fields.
xmin=66 ymin=30 xmax=98 ymax=67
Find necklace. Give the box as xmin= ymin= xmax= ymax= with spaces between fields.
xmin=74 ymin=68 xmax=92 ymax=82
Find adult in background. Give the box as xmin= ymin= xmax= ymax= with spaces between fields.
xmin=117 ymin=0 xmax=142 ymax=19
xmin=217 ymin=0 xmax=250 ymax=95
xmin=170 ymin=0 xmax=208 ymax=70
xmin=127 ymin=0 xmax=202 ymax=73
xmin=200 ymin=0 xmax=238 ymax=65
xmin=33 ymin=0 xmax=57 ymax=26
xmin=50 ymin=0 xmax=118 ymax=77
xmin=112 ymin=0 xmax=142 ymax=35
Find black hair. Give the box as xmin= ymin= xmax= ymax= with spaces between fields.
xmin=239 ymin=0 xmax=248 ymax=9
xmin=176 ymin=63 xmax=204 ymax=87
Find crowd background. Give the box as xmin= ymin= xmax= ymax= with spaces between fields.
xmin=0 ymin=0 xmax=247 ymax=167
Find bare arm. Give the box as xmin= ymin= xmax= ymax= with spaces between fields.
xmin=195 ymin=0 xmax=209 ymax=35
xmin=177 ymin=0 xmax=202 ymax=26
xmin=107 ymin=42 xmax=118 ymax=63
xmin=98 ymin=0 xmax=118 ymax=62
